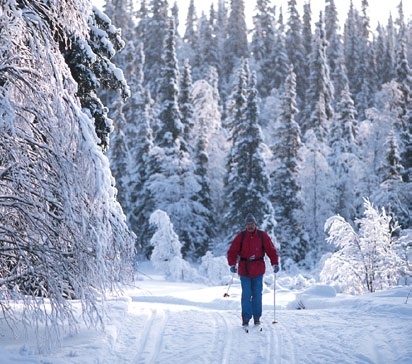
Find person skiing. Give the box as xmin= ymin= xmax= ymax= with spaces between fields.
xmin=227 ymin=213 xmax=279 ymax=328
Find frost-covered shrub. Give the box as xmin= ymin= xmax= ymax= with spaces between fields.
xmin=149 ymin=210 xmax=198 ymax=281
xmin=198 ymin=251 xmax=231 ymax=285
xmin=321 ymin=199 xmax=404 ymax=293
xmin=169 ymin=256 xmax=200 ymax=282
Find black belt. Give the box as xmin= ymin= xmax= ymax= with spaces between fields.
xmin=240 ymin=256 xmax=264 ymax=275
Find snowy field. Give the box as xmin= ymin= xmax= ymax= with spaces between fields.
xmin=0 ymin=262 xmax=411 ymax=364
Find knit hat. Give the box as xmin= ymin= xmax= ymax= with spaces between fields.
xmin=245 ymin=213 xmax=257 ymax=225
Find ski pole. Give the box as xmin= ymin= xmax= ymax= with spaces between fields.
xmin=272 ymin=272 xmax=278 ymax=324
xmin=224 ymin=272 xmax=235 ymax=297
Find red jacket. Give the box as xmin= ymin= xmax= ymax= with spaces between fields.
xmin=227 ymin=229 xmax=279 ymax=278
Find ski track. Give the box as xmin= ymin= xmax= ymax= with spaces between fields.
xmin=105 ymin=298 xmax=296 ymax=364
xmin=102 ymin=292 xmax=410 ymax=364
xmin=134 ymin=308 xmax=168 ymax=364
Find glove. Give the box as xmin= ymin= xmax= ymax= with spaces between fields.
xmin=230 ymin=265 xmax=237 ymax=273
xmin=273 ymin=265 xmax=280 ymax=273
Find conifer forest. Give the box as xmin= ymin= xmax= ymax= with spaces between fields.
xmin=104 ymin=0 xmax=412 ymax=269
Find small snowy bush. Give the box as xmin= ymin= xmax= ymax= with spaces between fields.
xmin=149 ymin=210 xmax=199 ymax=281
xmin=321 ymin=199 xmax=404 ymax=294
xmin=198 ymin=251 xmax=231 ymax=285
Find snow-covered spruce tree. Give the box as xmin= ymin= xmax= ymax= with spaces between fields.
xmin=113 ymin=43 xmax=156 ymax=257
xmin=214 ymin=0 xmax=229 ymax=100
xmin=147 ymin=18 xmax=208 ymax=261
xmin=301 ymin=2 xmax=312 ymax=83
xmin=302 ymin=12 xmax=334 ymax=137
xmin=329 ymin=82 xmax=362 ymax=223
xmin=191 ymin=79 xmax=227 ymax=252
xmin=343 ymin=0 xmax=375 ymax=121
xmin=322 ymin=199 xmax=404 ymax=294
xmin=371 ymin=129 xmax=412 ymax=231
xmin=179 ymin=60 xmax=215 ymax=258
xmin=325 ymin=0 xmax=343 ymax=96
xmin=299 ymin=129 xmax=335 ymax=267
xmin=104 ymin=0 xmax=135 ymax=41
xmin=101 ymin=0 xmax=137 ymax=124
xmin=268 ymin=11 xmax=290 ymax=93
xmin=108 ymin=97 xmax=129 ymax=210
xmin=270 ymin=66 xmax=307 ymax=267
xmin=285 ymin=0 xmax=307 ymax=111
xmin=250 ymin=0 xmax=277 ymax=97
xmin=356 ymin=82 xmax=403 ymax=215
xmin=395 ymin=36 xmax=412 ymax=184
xmin=223 ymin=61 xmax=276 ymax=246
xmin=149 ymin=210 xmax=197 ymax=281
xmin=63 ymin=6 xmax=130 ymax=152
xmin=197 ymin=8 xmax=220 ymax=81
xmin=182 ymin=0 xmax=198 ymax=51
xmin=135 ymin=0 xmax=150 ymax=41
xmin=178 ymin=59 xmax=195 ymax=152
xmin=143 ymin=0 xmax=169 ymax=96
xmin=0 ymin=0 xmax=134 ymax=336
xmin=221 ymin=0 xmax=249 ymax=90
xmin=374 ymin=19 xmax=396 ymax=86
xmin=180 ymin=0 xmax=200 ymax=79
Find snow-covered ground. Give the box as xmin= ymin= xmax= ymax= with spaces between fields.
xmin=0 ymin=262 xmax=411 ymax=364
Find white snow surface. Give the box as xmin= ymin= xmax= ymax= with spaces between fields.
xmin=0 ymin=262 xmax=411 ymax=364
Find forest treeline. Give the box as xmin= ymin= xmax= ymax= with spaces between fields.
xmin=103 ymin=0 xmax=412 ymax=269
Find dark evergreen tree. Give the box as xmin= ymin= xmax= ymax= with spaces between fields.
xmin=329 ymin=82 xmax=360 ymax=222
xmin=269 ymin=10 xmax=290 ymax=92
xmin=223 ymin=61 xmax=275 ymax=242
xmin=347 ymin=0 xmax=375 ymax=120
xmin=108 ymin=97 xmax=128 ymax=210
xmin=147 ymin=18 xmax=209 ymax=260
xmin=198 ymin=7 xmax=220 ymax=79
xmin=381 ymin=130 xmax=404 ymax=181
xmin=179 ymin=59 xmax=195 ymax=152
xmin=343 ymin=1 xmax=359 ymax=95
xmin=63 ymin=8 xmax=130 ymax=151
xmin=270 ymin=66 xmax=307 ymax=266
xmin=325 ymin=0 xmax=343 ymax=100
xmin=104 ymin=0 xmax=135 ymax=40
xmin=222 ymin=0 xmax=249 ymax=88
xmin=395 ymin=37 xmax=412 ymax=183
xmin=215 ymin=0 xmax=228 ymax=101
xmin=135 ymin=0 xmax=150 ymax=41
xmin=375 ymin=17 xmax=396 ymax=85
xmin=285 ymin=0 xmax=307 ymax=110
xmin=171 ymin=1 xmax=180 ymax=35
xmin=302 ymin=2 xmax=312 ymax=81
xmin=371 ymin=129 xmax=411 ymax=231
xmin=125 ymin=86 xmax=156 ymax=257
xmin=303 ymin=12 xmax=334 ymax=139
xmin=250 ymin=0 xmax=277 ymax=96
xmin=183 ymin=0 xmax=198 ymax=49
xmin=144 ymin=0 xmax=169 ymax=95
xmin=180 ymin=0 xmax=200 ymax=79
xmin=116 ymin=44 xmax=156 ymax=256
xmin=155 ymin=17 xmax=184 ymax=149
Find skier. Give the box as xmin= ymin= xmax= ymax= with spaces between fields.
xmin=227 ymin=213 xmax=279 ymax=329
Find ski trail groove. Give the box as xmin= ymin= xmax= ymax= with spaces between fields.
xmin=133 ymin=307 xmax=168 ymax=364
xmin=277 ymin=314 xmax=299 ymax=364
xmin=216 ymin=311 xmax=233 ymax=364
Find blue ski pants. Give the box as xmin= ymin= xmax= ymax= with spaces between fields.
xmin=240 ymin=274 xmax=263 ymax=323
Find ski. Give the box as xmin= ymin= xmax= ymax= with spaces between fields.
xmin=254 ymin=323 xmax=263 ymax=332
xmin=242 ymin=324 xmax=262 ymax=333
